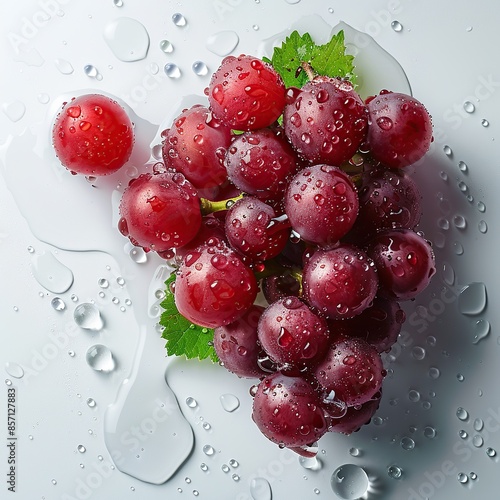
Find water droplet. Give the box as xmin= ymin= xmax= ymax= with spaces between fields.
xmin=113 ymin=0 xmax=124 ymax=6
xmin=463 ymin=101 xmax=475 ymax=113
xmin=472 ymin=435 xmax=484 ymax=447
xmin=116 ymin=277 xmax=125 ymax=287
xmin=250 ymin=477 xmax=272 ymax=500
xmin=411 ymin=346 xmax=426 ymax=360
xmin=391 ymin=21 xmax=403 ymax=32
xmin=423 ymin=426 xmax=436 ymax=439
xmin=457 ymin=373 xmax=465 ymax=382
xmin=299 ymin=456 xmax=322 ymax=471
xmin=103 ymin=17 xmax=150 ymax=62
xmin=78 ymin=445 xmax=86 ymax=453
xmin=232 ymin=474 xmax=240 ymax=481
xmin=458 ymin=472 xmax=469 ymax=484
xmin=71 ymin=294 xmax=79 ymax=302
xmin=203 ymin=445 xmax=215 ymax=456
xmin=55 ymin=58 xmax=76 ymax=76
xmin=159 ymin=40 xmax=174 ymax=53
xmin=477 ymin=201 xmax=486 ymax=213
xmin=473 ymin=319 xmax=490 ymax=344
xmin=172 ymin=13 xmax=187 ymax=27
xmin=31 ymin=251 xmax=74 ymax=293
xmin=200 ymin=463 xmax=208 ymax=472
xmin=129 ymin=246 xmax=148 ymax=263
xmin=443 ymin=145 xmax=453 ymax=156
xmin=459 ymin=429 xmax=468 ymax=439
xmin=458 ymin=161 xmax=468 ymax=173
xmin=408 ymin=390 xmax=420 ymax=403
xmin=473 ymin=418 xmax=484 ymax=432
xmin=252 ymin=24 xmax=259 ymax=31
xmin=349 ymin=448 xmax=361 ymax=457
xmin=453 ymin=215 xmax=467 ymax=229
xmin=68 ymin=350 xmax=75 ymax=357
xmin=202 ymin=421 xmax=211 ymax=431
xmin=186 ymin=397 xmax=198 ymax=408
xmin=5 ymin=362 xmax=24 ymax=379
xmin=86 ymin=344 xmax=115 ymax=373
xmin=428 ymin=367 xmax=440 ymax=379
xmin=229 ymin=459 xmax=239 ymax=468
xmin=192 ymin=61 xmax=209 ymax=76
xmin=74 ymin=303 xmax=104 ymax=331
xmin=2 ymin=100 xmax=26 ymax=122
xmin=84 ymin=64 xmax=102 ymax=80
xmin=206 ymin=31 xmax=239 ymax=56
xmin=87 ymin=398 xmax=97 ymax=408
xmin=482 ymin=118 xmax=489 ymax=127
xmin=330 ymin=464 xmax=369 ymax=499
xmin=459 ymin=283 xmax=487 ymax=315
xmin=387 ymin=465 xmax=403 ymax=479
xmin=457 ymin=407 xmax=469 ymax=421
xmin=51 ymin=297 xmax=66 ymax=311
xmin=486 ymin=447 xmax=497 ymax=457
xmin=220 ymin=393 xmax=240 ymax=412
xmin=164 ymin=63 xmax=181 ymax=79
xmin=400 ymin=437 xmax=415 ymax=450
xmin=221 ymin=464 xmax=230 ymax=473
xmin=470 ymin=472 xmax=477 ymax=480
xmin=453 ymin=241 xmax=464 ymax=255
xmin=478 ymin=220 xmax=488 ymax=233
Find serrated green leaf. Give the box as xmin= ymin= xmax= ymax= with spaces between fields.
xmin=267 ymin=29 xmax=356 ymax=88
xmin=159 ymin=273 xmax=218 ymax=363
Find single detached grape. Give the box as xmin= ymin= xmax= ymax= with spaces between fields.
xmin=367 ymin=228 xmax=436 ymax=300
xmin=161 ymin=104 xmax=231 ymax=189
xmin=207 ymin=55 xmax=286 ymax=130
xmin=252 ymin=372 xmax=329 ymax=448
xmin=354 ymin=166 xmax=422 ymax=239
xmin=174 ymin=239 xmax=258 ymax=328
xmin=225 ymin=196 xmax=290 ymax=261
xmin=366 ymin=90 xmax=433 ymax=168
xmin=224 ymin=127 xmax=300 ymax=201
xmin=327 ymin=397 xmax=381 ymax=434
xmin=257 ymin=296 xmax=330 ymax=368
xmin=302 ymin=245 xmax=378 ymax=320
xmin=330 ymin=296 xmax=405 ymax=353
xmin=284 ymin=164 xmax=359 ymax=246
xmin=314 ymin=337 xmax=384 ymax=407
xmin=283 ymin=77 xmax=367 ymax=166
xmin=213 ymin=305 xmax=269 ymax=379
xmin=118 ymin=172 xmax=201 ymax=252
xmin=52 ymin=93 xmax=134 ymax=176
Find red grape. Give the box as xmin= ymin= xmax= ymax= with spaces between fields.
xmin=52 ymin=93 xmax=134 ymax=176
xmin=366 ymin=90 xmax=433 ymax=168
xmin=225 ymin=196 xmax=290 ymax=262
xmin=252 ymin=372 xmax=329 ymax=448
xmin=367 ymin=228 xmax=436 ymax=300
xmin=257 ymin=296 xmax=330 ymax=368
xmin=314 ymin=337 xmax=384 ymax=407
xmin=174 ymin=239 xmax=258 ymax=328
xmin=283 ymin=77 xmax=367 ymax=165
xmin=327 ymin=397 xmax=381 ymax=434
xmin=161 ymin=104 xmax=231 ymax=189
xmin=207 ymin=55 xmax=286 ymax=130
xmin=118 ymin=172 xmax=201 ymax=252
xmin=213 ymin=305 xmax=269 ymax=379
xmin=224 ymin=127 xmax=300 ymax=201
xmin=302 ymin=245 xmax=378 ymax=320
xmin=284 ymin=164 xmax=359 ymax=246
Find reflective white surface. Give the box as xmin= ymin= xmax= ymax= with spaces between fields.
xmin=1 ymin=1 xmax=499 ymax=499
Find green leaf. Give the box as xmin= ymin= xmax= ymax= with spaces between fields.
xmin=159 ymin=273 xmax=219 ymax=363
xmin=265 ymin=29 xmax=356 ymax=89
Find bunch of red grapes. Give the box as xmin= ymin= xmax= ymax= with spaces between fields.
xmin=52 ymin=53 xmax=435 ymax=456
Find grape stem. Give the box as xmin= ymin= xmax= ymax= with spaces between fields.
xmin=301 ymin=61 xmax=316 ymax=82
xmin=200 ymin=193 xmax=244 ymax=215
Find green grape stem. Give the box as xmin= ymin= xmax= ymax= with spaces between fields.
xmin=200 ymin=193 xmax=245 ymax=215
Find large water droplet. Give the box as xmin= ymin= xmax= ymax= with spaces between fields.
xmin=203 ymin=445 xmax=215 ymax=456
xmin=51 ymin=297 xmax=66 ymax=311
xmin=164 ymin=63 xmax=181 ymax=79
xmin=2 ymin=100 xmax=26 ymax=122
xmin=220 ymin=393 xmax=240 ymax=412
xmin=459 ymin=283 xmax=487 ymax=315
xmin=250 ymin=477 xmax=272 ymax=500
xmin=400 ymin=437 xmax=415 ymax=450
xmin=31 ymin=252 xmax=74 ymax=293
xmin=457 ymin=472 xmax=469 ymax=484
xmin=86 ymin=344 xmax=115 ymax=372
xmin=172 ymin=13 xmax=187 ymax=27
xmin=472 ymin=435 xmax=484 ymax=447
xmin=478 ymin=220 xmax=488 ymax=234
xmin=473 ymin=319 xmax=490 ymax=344
xmin=457 ymin=407 xmax=469 ymax=421
xmin=74 ymin=303 xmax=104 ymax=331
xmin=55 ymin=58 xmax=74 ymax=74
xmin=192 ymin=61 xmax=209 ymax=76
xmin=103 ymin=17 xmax=150 ymax=62
xmin=5 ymin=362 xmax=24 ymax=379
xmin=206 ymin=31 xmax=239 ymax=56
xmin=330 ymin=464 xmax=369 ymax=499
xmin=424 ymin=426 xmax=436 ymax=439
